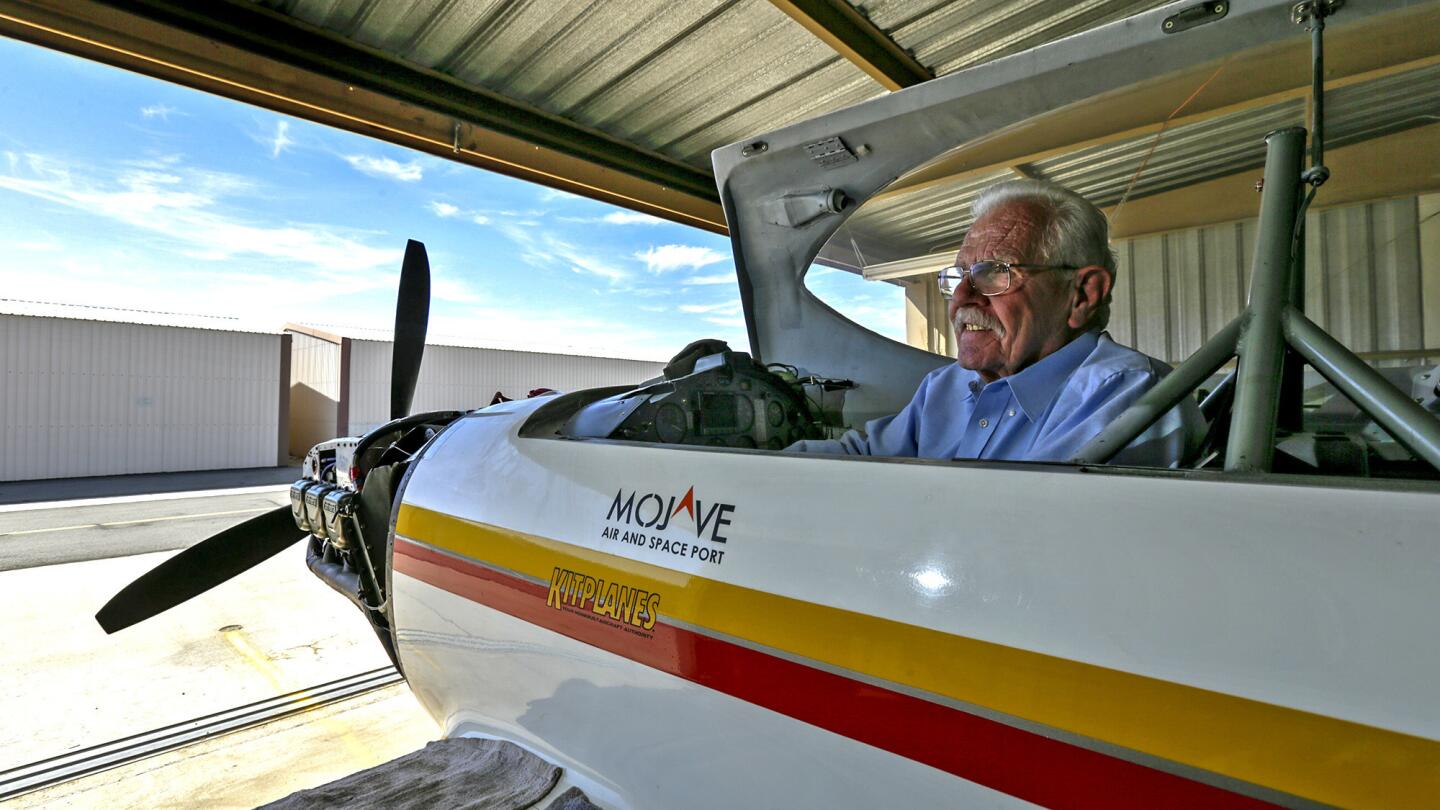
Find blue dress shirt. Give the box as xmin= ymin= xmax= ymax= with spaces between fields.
xmin=788 ymin=331 xmax=1204 ymax=466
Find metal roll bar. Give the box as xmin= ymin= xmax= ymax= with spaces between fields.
xmin=1076 ymin=0 xmax=1440 ymax=473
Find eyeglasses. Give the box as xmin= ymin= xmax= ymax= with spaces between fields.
xmin=937 ymin=261 xmax=1078 ymax=297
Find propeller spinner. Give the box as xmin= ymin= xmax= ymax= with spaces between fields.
xmin=95 ymin=240 xmax=431 ymax=633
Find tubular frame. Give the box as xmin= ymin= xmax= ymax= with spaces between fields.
xmin=1225 ymin=128 xmax=1307 ymax=472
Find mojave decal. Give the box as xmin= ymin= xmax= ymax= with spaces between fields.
xmin=599 ymin=485 xmax=734 ymax=566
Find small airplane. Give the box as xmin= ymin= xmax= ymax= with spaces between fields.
xmin=97 ymin=0 xmax=1440 ymax=806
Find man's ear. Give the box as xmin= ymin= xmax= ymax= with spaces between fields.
xmin=1068 ymin=265 xmax=1113 ymax=330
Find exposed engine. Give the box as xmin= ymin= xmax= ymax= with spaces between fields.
xmin=289 ymin=411 xmax=463 ymax=664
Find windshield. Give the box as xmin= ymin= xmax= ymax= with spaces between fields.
xmin=803 ymin=48 xmax=1438 ymax=474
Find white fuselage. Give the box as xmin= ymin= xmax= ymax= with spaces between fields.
xmin=390 ymin=398 xmax=1440 ymax=808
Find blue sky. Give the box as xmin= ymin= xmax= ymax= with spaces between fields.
xmin=0 ymin=36 xmax=903 ymax=361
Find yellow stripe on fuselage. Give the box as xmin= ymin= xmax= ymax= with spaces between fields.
xmin=397 ymin=503 xmax=1440 ymax=808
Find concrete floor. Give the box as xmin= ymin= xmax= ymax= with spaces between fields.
xmin=11 ymin=685 xmax=434 ymax=809
xmin=2 ymin=531 xmax=438 ymax=806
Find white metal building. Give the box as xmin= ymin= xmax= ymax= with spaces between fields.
xmin=285 ymin=325 xmax=665 ymax=454
xmin=1 ymin=303 xmax=289 ymax=482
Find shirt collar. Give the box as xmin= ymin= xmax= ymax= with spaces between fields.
xmin=962 ymin=330 xmax=1101 ymax=421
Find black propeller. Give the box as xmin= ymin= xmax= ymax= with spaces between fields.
xmin=391 ymin=239 xmax=430 ymax=420
xmin=96 ymin=239 xmax=432 ymax=633
xmin=95 ymin=506 xmax=304 ymax=634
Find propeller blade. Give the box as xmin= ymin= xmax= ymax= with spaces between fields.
xmin=95 ymin=506 xmax=305 ymax=634
xmin=391 ymin=239 xmax=430 ymax=420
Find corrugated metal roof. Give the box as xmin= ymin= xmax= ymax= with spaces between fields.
xmin=819 ymin=168 xmax=1012 ymax=268
xmin=1325 ymin=62 xmax=1440 ymax=147
xmin=265 ymin=0 xmax=882 ymax=168
xmin=253 ymin=0 xmax=1184 ymax=171
xmin=1029 ymin=100 xmax=1306 ymax=206
xmin=1038 ymin=62 xmax=1440 ymax=206
xmin=854 ymin=0 xmax=1174 ymax=75
xmin=834 ymin=61 xmax=1440 ymax=276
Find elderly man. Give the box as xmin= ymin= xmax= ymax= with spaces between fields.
xmin=789 ymin=179 xmax=1203 ymax=466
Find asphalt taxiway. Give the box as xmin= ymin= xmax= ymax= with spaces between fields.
xmin=0 ymin=489 xmax=293 ymax=571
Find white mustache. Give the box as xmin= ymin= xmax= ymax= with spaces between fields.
xmin=952 ymin=308 xmax=1004 ymax=337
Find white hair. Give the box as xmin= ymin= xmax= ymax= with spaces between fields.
xmin=971 ymin=180 xmax=1117 ymax=329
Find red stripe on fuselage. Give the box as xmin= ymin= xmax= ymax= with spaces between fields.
xmin=395 ymin=538 xmax=1275 ymax=809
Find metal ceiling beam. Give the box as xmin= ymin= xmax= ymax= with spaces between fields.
xmin=0 ymin=0 xmax=724 ymax=229
xmin=105 ymin=0 xmax=718 ymax=200
xmin=769 ymin=0 xmax=932 ymax=91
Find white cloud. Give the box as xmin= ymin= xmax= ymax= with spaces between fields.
xmin=342 ymin=154 xmax=423 ymax=182
xmin=501 ymin=223 xmax=627 ymax=282
xmin=678 ymin=301 xmax=741 ymax=315
xmin=425 ymin=203 xmax=491 ymax=226
xmin=11 ymin=237 xmax=61 ymax=251
xmin=428 ymin=201 xmax=460 ymax=218
xmin=538 ymin=188 xmax=579 ymax=202
xmin=805 ymin=282 xmax=907 ymax=342
xmin=269 ymin=120 xmax=294 ymax=158
xmin=432 ymin=274 xmax=485 ymax=305
xmin=681 ymin=273 xmax=734 ymax=286
xmin=703 ymin=316 xmax=747 ymax=327
xmin=140 ymin=104 xmax=179 ymax=121
xmin=564 ymin=249 xmax=627 ymax=281
xmin=634 ymin=244 xmax=727 ymax=274
xmin=0 ymin=151 xmax=400 ymax=273
xmin=601 ymin=211 xmax=664 ymax=225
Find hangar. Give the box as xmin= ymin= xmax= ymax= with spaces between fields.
xmin=0 ymin=302 xmax=665 ymax=481
xmin=0 ymin=301 xmax=290 ymax=481
xmin=8 ymin=3 xmax=1440 ymax=801
xmin=1 ymin=0 xmax=1432 ymax=369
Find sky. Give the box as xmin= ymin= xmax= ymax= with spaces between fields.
xmin=0 ymin=36 xmax=904 ymax=362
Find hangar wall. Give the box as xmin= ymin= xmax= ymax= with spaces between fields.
xmin=344 ymin=340 xmax=665 ymax=437
xmin=288 ymin=331 xmax=342 ymax=457
xmin=286 ymin=327 xmax=665 ymax=444
xmin=1108 ymin=193 xmax=1439 ymax=365
xmin=906 ymin=192 xmax=1440 ymax=366
xmin=1 ymin=314 xmax=288 ymax=482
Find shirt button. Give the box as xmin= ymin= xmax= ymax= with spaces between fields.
xmin=978 ymin=418 xmax=989 ymax=428
xmin=1007 ymin=409 xmax=1016 ymax=417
